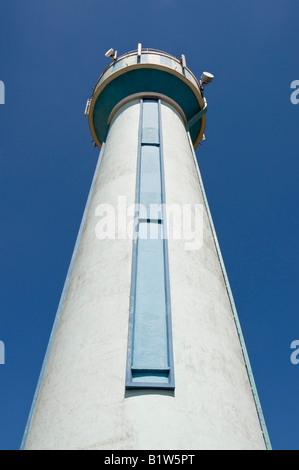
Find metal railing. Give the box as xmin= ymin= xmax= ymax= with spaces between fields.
xmin=92 ymin=47 xmax=200 ymax=94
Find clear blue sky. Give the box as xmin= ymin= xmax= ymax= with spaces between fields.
xmin=0 ymin=0 xmax=298 ymax=450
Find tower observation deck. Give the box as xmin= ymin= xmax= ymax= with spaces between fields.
xmin=88 ymin=47 xmax=207 ymax=149
xmin=21 ymin=45 xmax=271 ymax=450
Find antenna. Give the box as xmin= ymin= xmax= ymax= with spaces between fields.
xmin=137 ymin=43 xmax=142 ymax=57
xmin=105 ymin=48 xmax=117 ymax=60
xmin=201 ymin=71 xmax=214 ymax=85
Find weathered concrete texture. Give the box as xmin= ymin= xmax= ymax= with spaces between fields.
xmin=24 ymin=101 xmax=140 ymax=450
xmin=24 ymin=100 xmax=266 ymax=450
xmin=159 ymin=102 xmax=266 ymax=449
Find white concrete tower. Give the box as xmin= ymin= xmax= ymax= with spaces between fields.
xmin=21 ymin=46 xmax=271 ymax=450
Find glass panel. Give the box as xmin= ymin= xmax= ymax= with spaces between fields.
xmin=139 ymin=145 xmax=162 ymax=216
xmin=160 ymin=55 xmax=173 ymax=68
xmin=141 ymin=100 xmax=159 ymax=144
xmin=132 ymin=221 xmax=168 ymax=370
xmin=126 ymin=99 xmax=174 ymax=389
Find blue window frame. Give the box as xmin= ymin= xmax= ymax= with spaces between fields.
xmin=126 ymin=99 xmax=175 ymax=390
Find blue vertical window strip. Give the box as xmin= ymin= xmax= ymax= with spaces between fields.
xmin=126 ymin=99 xmax=175 ymax=389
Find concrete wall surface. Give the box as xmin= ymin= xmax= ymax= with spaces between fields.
xmin=23 ymin=100 xmax=266 ymax=450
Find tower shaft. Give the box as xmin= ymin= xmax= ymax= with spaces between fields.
xmin=21 ymin=47 xmax=270 ymax=450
